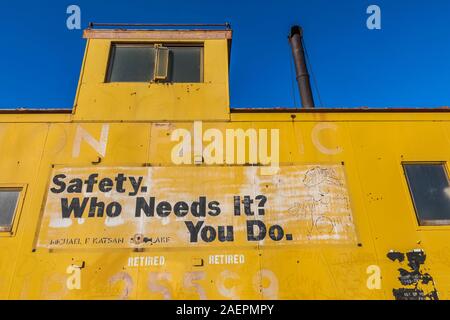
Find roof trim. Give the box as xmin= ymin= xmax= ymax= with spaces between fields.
xmin=230 ymin=107 xmax=450 ymax=113
xmin=83 ymin=29 xmax=233 ymax=40
xmin=0 ymin=109 xmax=72 ymax=114
xmin=0 ymin=107 xmax=449 ymax=115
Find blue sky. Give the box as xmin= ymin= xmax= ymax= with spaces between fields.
xmin=0 ymin=0 xmax=449 ymax=109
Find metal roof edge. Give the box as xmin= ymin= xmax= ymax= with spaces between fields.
xmin=0 ymin=108 xmax=73 ymax=114
xmin=230 ymin=107 xmax=450 ymax=113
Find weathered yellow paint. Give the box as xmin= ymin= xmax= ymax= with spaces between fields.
xmin=0 ymin=27 xmax=449 ymax=300
xmin=74 ymin=36 xmax=230 ymax=121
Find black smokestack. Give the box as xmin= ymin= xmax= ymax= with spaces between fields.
xmin=289 ymin=25 xmax=315 ymax=109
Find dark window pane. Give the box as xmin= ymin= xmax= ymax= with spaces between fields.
xmin=404 ymin=164 xmax=450 ymax=225
xmin=0 ymin=190 xmax=20 ymax=230
xmin=165 ymin=47 xmax=202 ymax=83
xmin=108 ymin=45 xmax=155 ymax=82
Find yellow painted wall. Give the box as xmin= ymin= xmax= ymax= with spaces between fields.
xmin=73 ymin=37 xmax=230 ymax=121
xmin=0 ymin=29 xmax=448 ymax=300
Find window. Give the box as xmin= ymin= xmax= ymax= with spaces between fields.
xmin=0 ymin=188 xmax=21 ymax=232
xmin=404 ymin=163 xmax=450 ymax=226
xmin=106 ymin=44 xmax=203 ymax=83
xmin=107 ymin=45 xmax=156 ymax=82
xmin=166 ymin=46 xmax=202 ymax=82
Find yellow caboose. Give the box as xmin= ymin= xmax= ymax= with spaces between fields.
xmin=0 ymin=24 xmax=448 ymax=300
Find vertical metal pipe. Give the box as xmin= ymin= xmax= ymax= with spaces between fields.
xmin=289 ymin=25 xmax=315 ymax=109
